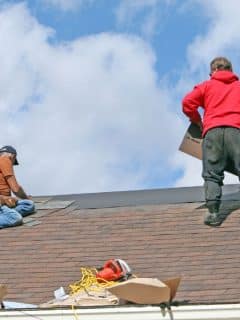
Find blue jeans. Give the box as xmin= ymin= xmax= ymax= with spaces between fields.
xmin=0 ymin=199 xmax=35 ymax=229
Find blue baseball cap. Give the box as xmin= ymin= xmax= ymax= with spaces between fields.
xmin=0 ymin=146 xmax=19 ymax=165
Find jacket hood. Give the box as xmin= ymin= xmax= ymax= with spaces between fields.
xmin=211 ymin=70 xmax=239 ymax=83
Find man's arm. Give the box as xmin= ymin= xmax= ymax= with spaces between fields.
xmin=182 ymin=86 xmax=203 ymax=126
xmin=5 ymin=176 xmax=29 ymax=199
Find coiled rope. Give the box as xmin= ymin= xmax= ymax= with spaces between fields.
xmin=69 ymin=267 xmax=118 ymax=320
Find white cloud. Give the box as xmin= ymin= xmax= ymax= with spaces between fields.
xmin=117 ymin=0 xmax=159 ymax=22
xmin=186 ymin=0 xmax=240 ymax=72
xmin=174 ymin=0 xmax=240 ymax=187
xmin=40 ymin=0 xmax=93 ymax=12
xmin=5 ymin=1 xmax=239 ymax=194
xmin=173 ymin=150 xmax=239 ymax=188
xmin=0 ymin=2 xmax=183 ymax=195
xmin=116 ymin=0 xmax=174 ymax=38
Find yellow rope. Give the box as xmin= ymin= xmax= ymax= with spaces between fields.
xmin=72 ymin=304 xmax=79 ymax=320
xmin=69 ymin=267 xmax=117 ymax=295
xmin=69 ymin=267 xmax=119 ymax=320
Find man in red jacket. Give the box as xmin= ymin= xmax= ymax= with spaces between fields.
xmin=182 ymin=57 xmax=240 ymax=226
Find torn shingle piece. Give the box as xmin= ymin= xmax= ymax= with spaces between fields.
xmin=35 ymin=200 xmax=74 ymax=210
xmin=32 ymin=211 xmax=54 ymax=218
xmin=32 ymin=197 xmax=52 ymax=203
xmin=24 ymin=220 xmax=42 ymax=227
xmin=22 ymin=217 xmax=35 ymax=223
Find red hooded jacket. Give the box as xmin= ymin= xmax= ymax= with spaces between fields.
xmin=182 ymin=70 xmax=240 ymax=136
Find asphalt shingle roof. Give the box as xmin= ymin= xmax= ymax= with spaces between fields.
xmin=1 ymin=185 xmax=240 ymax=305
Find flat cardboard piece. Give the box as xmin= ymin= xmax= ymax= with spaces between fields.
xmin=163 ymin=277 xmax=181 ymax=302
xmin=0 ymin=285 xmax=7 ymax=301
xmin=108 ymin=277 xmax=181 ymax=305
xmin=179 ymin=123 xmax=202 ymax=160
xmin=39 ymin=287 xmax=119 ymax=308
xmin=179 ymin=123 xmax=237 ymax=175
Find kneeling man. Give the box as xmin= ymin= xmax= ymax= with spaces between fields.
xmin=0 ymin=146 xmax=35 ymax=228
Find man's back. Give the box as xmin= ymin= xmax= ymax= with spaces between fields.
xmin=0 ymin=157 xmax=13 ymax=196
xmin=182 ymin=70 xmax=240 ymax=136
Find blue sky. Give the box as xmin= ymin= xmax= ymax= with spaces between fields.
xmin=0 ymin=0 xmax=239 ymax=195
xmin=27 ymin=1 xmax=207 ymax=76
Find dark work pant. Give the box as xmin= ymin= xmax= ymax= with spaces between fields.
xmin=202 ymin=127 xmax=240 ymax=212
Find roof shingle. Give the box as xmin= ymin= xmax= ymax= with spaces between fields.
xmin=1 ymin=187 xmax=240 ymax=305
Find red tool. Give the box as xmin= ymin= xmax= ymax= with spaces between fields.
xmin=96 ymin=259 xmax=131 ymax=282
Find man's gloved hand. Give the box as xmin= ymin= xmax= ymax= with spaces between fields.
xmin=0 ymin=196 xmax=17 ymax=208
xmin=196 ymin=120 xmax=203 ymax=132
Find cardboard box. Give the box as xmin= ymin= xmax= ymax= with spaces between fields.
xmin=0 ymin=284 xmax=7 ymax=307
xmin=179 ymin=123 xmax=237 ymax=175
xmin=108 ymin=277 xmax=181 ymax=305
xmin=179 ymin=123 xmax=202 ymax=160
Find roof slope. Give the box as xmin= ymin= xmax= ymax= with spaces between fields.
xmin=1 ymin=186 xmax=240 ymax=305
